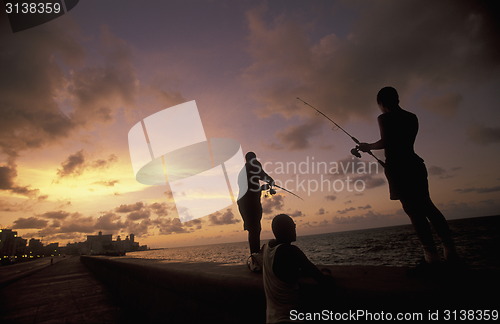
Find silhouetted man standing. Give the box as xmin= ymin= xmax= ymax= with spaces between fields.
xmin=358 ymin=87 xmax=459 ymax=268
xmin=237 ymin=152 xmax=274 ymax=255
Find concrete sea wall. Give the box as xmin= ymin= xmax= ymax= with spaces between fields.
xmin=81 ymin=256 xmax=499 ymax=323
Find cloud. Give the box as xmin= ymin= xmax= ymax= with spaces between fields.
xmin=153 ymin=217 xmax=202 ymax=235
xmin=0 ymin=20 xmax=82 ymax=159
xmin=13 ymin=217 xmax=48 ymax=229
xmin=115 ymin=202 xmax=145 ymax=213
xmin=56 ymin=150 xmax=86 ymax=177
xmin=208 ymin=209 xmax=241 ymax=225
xmin=455 ymin=185 xmax=500 ymax=194
xmin=365 ymin=176 xmax=385 ymax=189
xmin=0 ymin=197 xmax=47 ymax=212
xmin=112 ymin=201 xmax=199 ymax=235
xmin=93 ymin=179 xmax=120 ymax=187
xmin=127 ymin=209 xmax=151 ymax=221
xmin=12 ymin=199 xmax=200 ymax=242
xmin=352 ymin=174 xmax=385 ymax=189
xmin=421 ymin=93 xmax=462 ymax=117
xmin=0 ymin=12 xmax=188 ymax=208
xmin=243 ymin=1 xmax=500 ymax=126
xmin=59 ymin=213 xmax=95 ymax=234
xmin=50 ymin=220 xmax=61 ymax=228
xmin=0 ymin=163 xmax=39 ymax=197
xmin=56 ymin=150 xmax=118 ymax=179
xmin=337 ymin=207 xmax=356 ymax=215
xmin=317 ymin=207 xmax=327 ymax=215
xmin=0 ymin=200 xmax=20 ymax=212
xmin=95 ymin=213 xmax=126 ymax=231
xmin=149 ymin=202 xmax=172 ymax=217
xmin=428 ymin=165 xmax=446 ymax=176
xmin=0 ymin=21 xmax=150 ymax=202
xmin=0 ymin=165 xmax=19 ymax=188
xmin=155 ymin=217 xmax=188 ymax=235
xmin=262 ymin=194 xmax=285 ymax=215
xmin=437 ymin=200 xmax=500 ymax=219
xmin=184 ymin=218 xmax=202 ymax=230
xmin=91 ymin=154 xmax=118 ymax=169
xmin=125 ymin=219 xmax=152 ymax=236
xmin=303 ymin=217 xmax=331 ymax=228
xmin=68 ymin=26 xmax=139 ymax=126
xmin=468 ymin=124 xmax=500 ymax=145
xmin=319 ymin=219 xmax=329 ymax=226
xmin=428 ymin=165 xmax=455 ymax=179
xmin=272 ymin=120 xmax=323 ymax=150
xmin=288 ymin=210 xmax=304 ymax=218
xmin=358 ymin=204 xmax=371 ymax=210
xmin=331 ymin=211 xmax=381 ymax=225
xmin=325 ymin=195 xmax=337 ymax=201
xmin=39 ymin=210 xmax=71 ymax=220
xmin=0 ymin=17 xmax=186 ymax=168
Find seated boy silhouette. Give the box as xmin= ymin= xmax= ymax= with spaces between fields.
xmin=262 ymin=214 xmax=331 ymax=324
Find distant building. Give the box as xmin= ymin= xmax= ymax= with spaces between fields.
xmin=45 ymin=242 xmax=60 ymax=256
xmin=1 ymin=228 xmax=147 ymax=262
xmin=1 ymin=229 xmax=27 ymax=264
xmin=86 ymin=231 xmax=113 ymax=255
xmin=1 ymin=228 xmax=62 ymax=264
xmin=82 ymin=231 xmax=147 ymax=255
xmin=29 ymin=238 xmax=44 ymax=256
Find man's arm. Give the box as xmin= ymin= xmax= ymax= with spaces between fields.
xmin=358 ymin=114 xmax=386 ymax=152
xmin=256 ymin=161 xmax=274 ymax=185
xmin=292 ymin=245 xmax=329 ymax=283
xmin=358 ymin=139 xmax=384 ymax=152
xmin=274 ymin=245 xmax=332 ymax=284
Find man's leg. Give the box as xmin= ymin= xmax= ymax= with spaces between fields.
xmin=421 ymin=197 xmax=458 ymax=261
xmin=248 ymin=228 xmax=261 ymax=254
xmin=239 ymin=203 xmax=255 ymax=253
xmin=401 ymin=198 xmax=440 ymax=263
xmin=239 ymin=201 xmax=263 ymax=254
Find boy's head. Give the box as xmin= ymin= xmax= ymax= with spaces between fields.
xmin=272 ymin=214 xmax=296 ymax=242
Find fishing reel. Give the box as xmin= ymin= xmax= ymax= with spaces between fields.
xmin=261 ymin=183 xmax=277 ymax=198
xmin=350 ymin=146 xmax=362 ymax=158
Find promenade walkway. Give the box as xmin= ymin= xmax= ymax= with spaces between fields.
xmin=0 ymin=256 xmax=122 ymax=324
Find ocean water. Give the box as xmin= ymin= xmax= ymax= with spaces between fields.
xmin=127 ymin=215 xmax=500 ymax=270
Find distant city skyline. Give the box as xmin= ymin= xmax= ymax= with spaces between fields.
xmin=0 ymin=227 xmax=145 ymax=262
xmin=1 ymin=1 xmax=499 ymax=248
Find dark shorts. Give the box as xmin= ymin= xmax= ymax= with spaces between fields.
xmin=237 ymin=198 xmax=262 ymax=232
xmin=385 ymin=160 xmax=429 ymax=200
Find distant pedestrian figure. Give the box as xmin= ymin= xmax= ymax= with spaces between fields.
xmin=263 ymin=214 xmax=332 ymax=324
xmin=237 ymin=152 xmax=274 ymax=256
xmin=358 ymin=86 xmax=459 ymax=266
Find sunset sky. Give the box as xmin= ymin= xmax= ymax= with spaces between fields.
xmin=1 ymin=0 xmax=499 ymax=248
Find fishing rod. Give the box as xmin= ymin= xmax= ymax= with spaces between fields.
xmin=274 ymin=183 xmax=304 ymax=200
xmin=262 ymin=182 xmax=304 ymax=200
xmin=296 ymin=97 xmax=386 ymax=168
